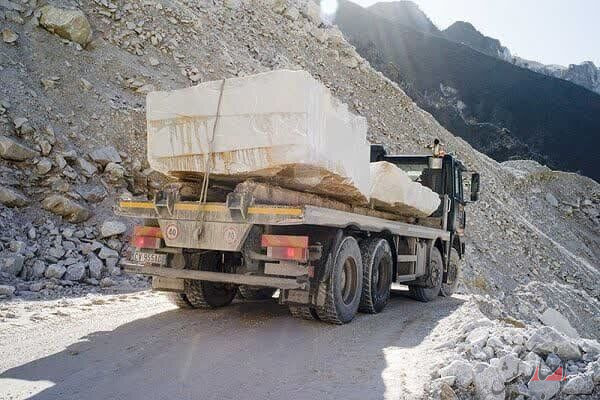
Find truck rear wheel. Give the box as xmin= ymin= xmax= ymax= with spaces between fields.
xmin=440 ymin=248 xmax=461 ymax=297
xmin=184 ymin=252 xmax=237 ymax=309
xmin=409 ymin=247 xmax=443 ymax=302
xmin=316 ymin=236 xmax=363 ymax=324
xmin=289 ymin=305 xmax=320 ymax=320
xmin=238 ymin=286 xmax=277 ymax=300
xmin=359 ymin=238 xmax=393 ymax=314
xmin=166 ymin=292 xmax=194 ymax=309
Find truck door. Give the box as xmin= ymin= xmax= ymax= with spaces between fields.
xmin=445 ymin=157 xmax=465 ymax=234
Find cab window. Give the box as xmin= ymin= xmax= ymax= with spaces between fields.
xmin=454 ymin=168 xmax=463 ymax=202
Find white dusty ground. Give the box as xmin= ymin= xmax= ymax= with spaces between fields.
xmin=0 ymin=288 xmax=470 ymax=400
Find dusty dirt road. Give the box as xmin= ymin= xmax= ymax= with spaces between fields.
xmin=0 ymin=289 xmax=468 ymax=400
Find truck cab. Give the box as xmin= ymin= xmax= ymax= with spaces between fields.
xmin=370 ymin=144 xmax=480 ymax=258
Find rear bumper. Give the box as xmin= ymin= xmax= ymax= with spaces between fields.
xmin=121 ymin=261 xmax=307 ymax=290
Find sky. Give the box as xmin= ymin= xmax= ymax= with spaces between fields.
xmin=346 ymin=0 xmax=600 ymax=67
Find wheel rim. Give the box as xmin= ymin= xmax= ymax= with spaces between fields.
xmin=341 ymin=257 xmax=358 ymax=305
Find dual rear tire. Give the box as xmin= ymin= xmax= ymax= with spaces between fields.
xmin=440 ymin=248 xmax=461 ymax=297
xmin=315 ymin=236 xmax=364 ymax=324
xmin=167 ymin=252 xmax=238 ymax=309
xmin=359 ymin=238 xmax=393 ymax=314
xmin=409 ymin=247 xmax=444 ymax=302
xmin=311 ymin=236 xmax=394 ymax=324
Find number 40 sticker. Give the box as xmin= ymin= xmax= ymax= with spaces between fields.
xmin=165 ymin=224 xmax=179 ymax=240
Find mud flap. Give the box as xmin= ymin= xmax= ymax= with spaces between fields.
xmin=152 ymin=276 xmax=185 ymax=292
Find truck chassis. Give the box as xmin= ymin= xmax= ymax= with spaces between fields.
xmin=118 ymin=182 xmax=461 ymax=324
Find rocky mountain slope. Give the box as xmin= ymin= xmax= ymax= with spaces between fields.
xmin=443 ymin=21 xmax=511 ymax=61
xmin=335 ymin=0 xmax=600 ymax=182
xmin=361 ymin=1 xmax=600 ymax=97
xmin=514 ymin=59 xmax=600 ymax=95
xmin=0 ymin=0 xmax=599 ymax=398
xmin=441 ymin=18 xmax=600 ymax=96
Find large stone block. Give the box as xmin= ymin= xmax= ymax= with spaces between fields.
xmin=369 ymin=161 xmax=441 ymax=217
xmin=147 ymin=70 xmax=370 ymax=204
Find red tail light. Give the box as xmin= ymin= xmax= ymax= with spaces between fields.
xmin=132 ymin=235 xmax=163 ymax=249
xmin=267 ymin=246 xmax=308 ymax=262
xmin=262 ymin=234 xmax=309 ymax=262
xmin=132 ymin=226 xmax=163 ymax=249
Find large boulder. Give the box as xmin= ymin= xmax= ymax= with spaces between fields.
xmin=578 ymin=338 xmax=600 ymax=357
xmin=31 ymin=260 xmax=47 ymax=278
xmin=65 ymin=263 xmax=86 ymax=281
xmin=561 ymin=374 xmax=594 ymax=395
xmin=100 ymin=221 xmax=127 ymax=238
xmin=41 ymin=194 xmax=91 ymax=223
xmin=490 ymin=353 xmax=521 ymax=382
xmin=0 ymin=135 xmax=38 ymax=161
xmin=0 ymin=186 xmax=30 ymax=207
xmin=104 ymin=162 xmax=126 ymax=181
xmin=76 ymin=184 xmax=107 ymax=203
xmin=528 ymin=379 xmax=560 ymax=400
xmin=540 ymin=308 xmax=579 ymax=338
xmin=473 ymin=365 xmax=504 ymax=400
xmin=526 ymin=326 xmax=582 ymax=360
xmin=89 ymin=146 xmax=121 ymax=166
xmin=45 ymin=263 xmax=66 ymax=279
xmin=439 ymin=359 xmax=474 ymax=388
xmin=587 ymin=360 xmax=600 ymax=384
xmin=88 ymin=253 xmax=104 ymax=279
xmin=1 ymin=255 xmax=25 ymax=276
xmin=75 ymin=157 xmax=97 ymax=177
xmin=38 ymin=5 xmax=92 ymax=46
xmin=98 ymin=246 xmax=119 ymax=259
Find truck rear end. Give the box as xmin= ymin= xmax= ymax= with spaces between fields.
xmin=118 ymin=178 xmax=455 ymax=324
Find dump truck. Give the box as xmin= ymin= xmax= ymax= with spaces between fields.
xmin=117 ymin=145 xmax=480 ymax=324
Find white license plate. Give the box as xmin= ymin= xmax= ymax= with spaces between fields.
xmin=132 ymin=251 xmax=167 ymax=265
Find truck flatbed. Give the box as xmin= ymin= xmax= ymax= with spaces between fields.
xmin=117 ymin=200 xmax=449 ymax=241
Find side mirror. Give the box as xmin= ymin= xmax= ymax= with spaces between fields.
xmin=470 ymin=173 xmax=480 ymax=202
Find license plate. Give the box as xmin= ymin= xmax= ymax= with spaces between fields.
xmin=131 ymin=251 xmax=167 ymax=265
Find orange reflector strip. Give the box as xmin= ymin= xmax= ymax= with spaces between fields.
xmin=133 ymin=226 xmax=163 ymax=238
xmin=132 ymin=236 xmax=163 ymax=249
xmin=261 ymin=235 xmax=308 ymax=248
xmin=267 ymin=246 xmax=308 ymax=263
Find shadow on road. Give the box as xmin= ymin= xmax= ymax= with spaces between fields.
xmin=1 ymin=290 xmax=464 ymax=400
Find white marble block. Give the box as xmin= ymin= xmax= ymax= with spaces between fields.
xmin=147 ymin=69 xmax=370 ymax=204
xmin=369 ymin=161 xmax=441 ymax=217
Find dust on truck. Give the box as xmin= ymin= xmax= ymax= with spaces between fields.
xmin=117 ymin=146 xmax=480 ymax=324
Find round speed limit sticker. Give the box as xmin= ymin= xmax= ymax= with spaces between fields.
xmin=223 ymin=227 xmax=237 ymax=244
xmin=165 ymin=223 xmax=179 ymax=240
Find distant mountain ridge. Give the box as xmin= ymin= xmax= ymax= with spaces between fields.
xmin=437 ymin=15 xmax=600 ymax=95
xmin=443 ymin=21 xmax=512 ymax=62
xmin=334 ymin=0 xmax=600 ymax=181
xmin=367 ymin=1 xmax=438 ymax=34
